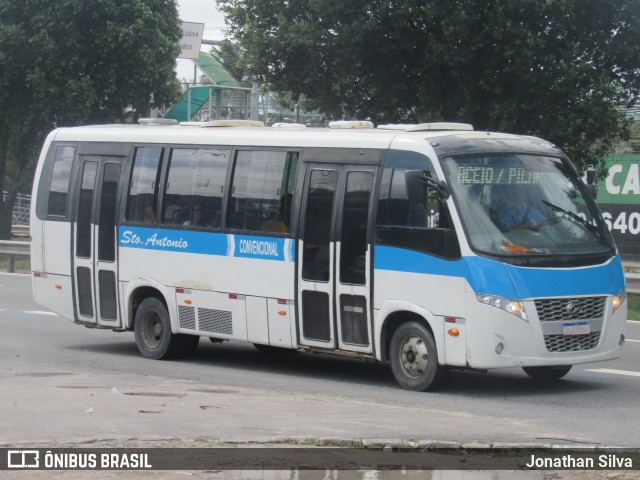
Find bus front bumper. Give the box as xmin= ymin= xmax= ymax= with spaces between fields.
xmin=459 ymin=293 xmax=627 ymax=370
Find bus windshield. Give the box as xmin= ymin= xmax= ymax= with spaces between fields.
xmin=442 ymin=154 xmax=615 ymax=261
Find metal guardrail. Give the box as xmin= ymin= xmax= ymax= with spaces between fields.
xmin=626 ymin=273 xmax=640 ymax=295
xmin=0 ymin=240 xmax=30 ymax=273
xmin=11 ymin=225 xmax=30 ymax=236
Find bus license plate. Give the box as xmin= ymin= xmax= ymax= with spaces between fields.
xmin=562 ymin=322 xmax=590 ymax=335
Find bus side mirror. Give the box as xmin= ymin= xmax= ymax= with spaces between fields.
xmin=405 ymin=170 xmax=451 ymax=201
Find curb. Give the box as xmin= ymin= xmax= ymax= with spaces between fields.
xmin=0 ymin=436 xmax=615 ymax=450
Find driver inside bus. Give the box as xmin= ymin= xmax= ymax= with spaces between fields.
xmin=493 ymin=186 xmax=547 ymax=232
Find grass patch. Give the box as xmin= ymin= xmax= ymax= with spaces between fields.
xmin=0 ymin=236 xmax=30 ymax=273
xmin=628 ymin=294 xmax=640 ymax=321
xmin=0 ymin=255 xmax=30 ymax=274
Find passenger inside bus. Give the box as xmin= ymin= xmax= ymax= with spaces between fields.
xmin=260 ymin=193 xmax=292 ymax=234
xmin=182 ymin=203 xmax=207 ymax=227
xmin=164 ymin=195 xmax=189 ymax=224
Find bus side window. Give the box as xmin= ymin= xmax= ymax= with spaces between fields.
xmin=227 ymin=150 xmax=298 ymax=234
xmin=125 ymin=147 xmax=164 ymax=224
xmin=161 ymin=148 xmax=230 ymax=228
xmin=376 ymin=167 xmax=460 ymax=259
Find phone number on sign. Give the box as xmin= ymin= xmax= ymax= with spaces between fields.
xmin=602 ymin=211 xmax=640 ymax=235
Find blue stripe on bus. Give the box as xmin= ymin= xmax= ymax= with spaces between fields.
xmin=374 ymin=245 xmax=625 ymax=299
xmin=118 ymin=227 xmax=292 ymax=262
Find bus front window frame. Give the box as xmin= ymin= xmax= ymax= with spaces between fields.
xmin=442 ymin=153 xmax=616 ymax=267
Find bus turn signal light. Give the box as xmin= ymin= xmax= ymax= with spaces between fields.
xmin=447 ymin=328 xmax=460 ymax=337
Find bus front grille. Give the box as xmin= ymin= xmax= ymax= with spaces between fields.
xmin=534 ymin=296 xmax=606 ymax=322
xmin=543 ymin=332 xmax=601 ymax=352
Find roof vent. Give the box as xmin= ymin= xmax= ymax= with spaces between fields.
xmin=377 ymin=122 xmax=473 ymax=131
xmin=377 ymin=124 xmax=417 ymax=130
xmin=200 ymin=120 xmax=265 ymax=128
xmin=328 ymin=120 xmax=374 ymax=129
xmin=406 ymin=122 xmax=473 ymax=132
xmin=272 ymin=123 xmax=307 ymax=128
xmin=138 ymin=118 xmax=179 ymax=126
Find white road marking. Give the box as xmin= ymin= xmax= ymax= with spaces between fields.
xmin=626 ymin=339 xmax=640 ymax=343
xmin=586 ymin=368 xmax=640 ymax=378
xmin=24 ymin=310 xmax=58 ymax=316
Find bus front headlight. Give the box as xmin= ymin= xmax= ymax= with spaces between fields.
xmin=612 ymin=291 xmax=627 ymax=314
xmin=477 ymin=294 xmax=528 ymax=322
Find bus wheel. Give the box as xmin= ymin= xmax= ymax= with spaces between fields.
xmin=134 ymin=297 xmax=197 ymax=360
xmin=522 ymin=365 xmax=571 ymax=381
xmin=390 ymin=321 xmax=446 ymax=391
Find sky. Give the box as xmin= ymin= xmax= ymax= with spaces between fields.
xmin=176 ymin=0 xmax=227 ymax=81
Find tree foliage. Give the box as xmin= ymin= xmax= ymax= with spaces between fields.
xmin=219 ymin=0 xmax=640 ymax=171
xmin=0 ymin=0 xmax=182 ymax=238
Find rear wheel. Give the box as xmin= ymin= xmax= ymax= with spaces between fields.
xmin=522 ymin=365 xmax=572 ymax=381
xmin=134 ymin=297 xmax=198 ymax=359
xmin=389 ymin=321 xmax=446 ymax=391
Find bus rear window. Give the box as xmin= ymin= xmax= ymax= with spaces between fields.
xmin=46 ymin=146 xmax=75 ymax=216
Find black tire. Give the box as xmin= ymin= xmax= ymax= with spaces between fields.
xmin=389 ymin=321 xmax=446 ymax=391
xmin=134 ymin=297 xmax=198 ymax=360
xmin=253 ymin=343 xmax=297 ymax=354
xmin=522 ymin=365 xmax=572 ymax=381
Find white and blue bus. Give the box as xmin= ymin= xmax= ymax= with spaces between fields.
xmin=30 ymin=120 xmax=627 ymax=391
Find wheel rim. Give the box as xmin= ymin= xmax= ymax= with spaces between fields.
xmin=399 ymin=334 xmax=430 ymax=379
xmin=141 ymin=311 xmax=163 ymax=350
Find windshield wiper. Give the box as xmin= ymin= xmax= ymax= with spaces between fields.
xmin=541 ymin=200 xmax=610 ymax=244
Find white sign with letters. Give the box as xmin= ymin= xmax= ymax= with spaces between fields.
xmin=178 ymin=22 xmax=204 ymax=59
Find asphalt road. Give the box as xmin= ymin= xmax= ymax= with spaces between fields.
xmin=1 ymin=272 xmax=640 ymax=449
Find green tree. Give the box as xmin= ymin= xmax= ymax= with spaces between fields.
xmin=219 ymin=0 xmax=640 ymax=171
xmin=0 ymin=0 xmax=182 ymax=238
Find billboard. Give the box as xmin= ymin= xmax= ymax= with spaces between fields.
xmin=596 ymin=155 xmax=640 ymax=261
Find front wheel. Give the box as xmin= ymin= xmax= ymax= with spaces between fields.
xmin=389 ymin=321 xmax=446 ymax=391
xmin=134 ymin=297 xmax=198 ymax=360
xmin=522 ymin=365 xmax=572 ymax=381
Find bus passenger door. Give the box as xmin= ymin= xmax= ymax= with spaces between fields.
xmin=297 ymin=163 xmax=377 ymax=354
xmin=72 ymin=156 xmax=123 ymax=327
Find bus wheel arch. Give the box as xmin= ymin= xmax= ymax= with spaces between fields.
xmin=130 ymin=288 xmax=199 ymax=360
xmin=380 ymin=310 xmax=436 ymax=362
xmin=128 ymin=286 xmax=165 ymax=331
xmin=381 ymin=311 xmax=447 ymax=391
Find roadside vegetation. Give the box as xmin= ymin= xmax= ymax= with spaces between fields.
xmin=0 ymin=0 xmax=183 ymax=239
xmin=629 ymin=295 xmax=640 ymax=321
